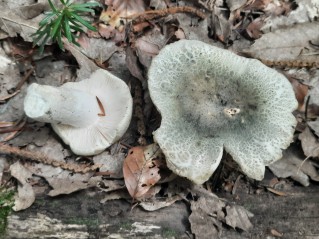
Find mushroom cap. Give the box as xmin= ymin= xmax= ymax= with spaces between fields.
xmin=52 ymin=69 xmax=132 ymax=156
xmin=148 ymin=40 xmax=297 ymax=184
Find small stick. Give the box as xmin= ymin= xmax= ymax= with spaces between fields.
xmin=126 ymin=6 xmax=206 ymax=24
xmin=260 ymin=59 xmax=319 ymax=68
xmin=0 ymin=117 xmax=26 ymax=134
xmin=0 ymin=68 xmax=34 ymax=103
xmin=0 ymin=143 xmax=101 ymax=174
xmin=0 ymin=91 xmax=20 ymax=102
xmin=15 ymin=68 xmax=34 ymax=91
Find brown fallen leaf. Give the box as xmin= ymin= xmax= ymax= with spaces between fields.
xmin=266 ymin=187 xmax=288 ymax=196
xmin=139 ymin=194 xmax=183 ymax=211
xmin=245 ymin=18 xmax=264 ymax=40
xmin=298 ymin=127 xmax=319 ymax=158
xmin=287 ymin=76 xmax=309 ymax=111
xmin=100 ymin=0 xmax=145 ymax=33
xmin=308 ymin=119 xmax=319 ymax=138
xmin=243 ymin=22 xmax=319 ymax=63
xmin=189 ymin=196 xmax=225 ymax=238
xmin=10 ymin=162 xmax=35 ymax=211
xmin=269 ymin=144 xmax=319 ymax=186
xmin=225 ymin=205 xmax=254 ymax=231
xmin=270 ymin=228 xmax=284 ymax=237
xmin=123 ymin=144 xmax=163 ymax=199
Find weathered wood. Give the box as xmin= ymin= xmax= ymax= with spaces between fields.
xmin=221 ymin=182 xmax=319 ymax=239
xmin=4 ymin=190 xmax=190 ymax=239
xmin=3 ymin=182 xmax=319 ymax=239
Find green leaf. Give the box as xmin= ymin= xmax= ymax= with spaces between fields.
xmin=59 ymin=0 xmax=66 ymax=5
xmin=63 ymin=18 xmax=72 ymax=42
xmin=48 ymin=0 xmax=58 ymax=13
xmin=39 ymin=12 xmax=56 ymax=26
xmin=68 ymin=18 xmax=83 ymax=27
xmin=71 ymin=13 xmax=96 ymax=31
xmin=50 ymin=13 xmax=63 ymax=37
xmin=31 ymin=24 xmax=46 ymax=36
xmin=32 ymin=27 xmax=50 ymax=46
xmin=38 ymin=33 xmax=51 ymax=54
xmin=56 ymin=29 xmax=64 ymax=50
xmin=69 ymin=2 xmax=101 ymax=9
xmin=70 ymin=24 xmax=84 ymax=33
xmin=70 ymin=7 xmax=94 ymax=13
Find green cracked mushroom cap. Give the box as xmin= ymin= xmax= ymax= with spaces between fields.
xmin=148 ymin=40 xmax=297 ymax=184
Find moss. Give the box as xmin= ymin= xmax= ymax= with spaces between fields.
xmin=119 ymin=221 xmax=133 ymax=230
xmin=162 ymin=228 xmax=178 ymax=238
xmin=0 ymin=187 xmax=15 ymax=234
xmin=65 ymin=217 xmax=100 ymax=228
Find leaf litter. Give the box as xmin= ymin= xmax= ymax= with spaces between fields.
xmin=0 ymin=0 xmax=319 ymax=237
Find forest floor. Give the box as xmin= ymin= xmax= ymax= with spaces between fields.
xmin=1 ymin=0 xmax=319 ymax=238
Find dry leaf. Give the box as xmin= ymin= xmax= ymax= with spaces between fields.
xmin=0 ymin=11 xmax=39 ymax=42
xmin=226 ymin=0 xmax=248 ymax=11
xmin=298 ymin=127 xmax=319 ymax=158
xmin=77 ymin=34 xmax=119 ymax=64
xmin=23 ymin=138 xmax=98 ymax=197
xmin=287 ymin=76 xmax=309 ymax=111
xmin=308 ymin=119 xmax=319 ymax=137
xmin=10 ymin=162 xmax=35 ymax=211
xmin=225 ymin=205 xmax=254 ymax=231
xmin=93 ymin=150 xmax=126 ymax=178
xmin=63 ymin=40 xmax=99 ymax=80
xmin=261 ymin=0 xmax=318 ymax=32
xmin=134 ymin=26 xmax=166 ymax=68
xmin=243 ymin=22 xmax=319 ymax=62
xmin=266 ymin=187 xmax=288 ymax=196
xmin=100 ymin=190 xmax=131 ymax=203
xmin=18 ymin=2 xmax=47 ymax=19
xmin=269 ymin=144 xmax=319 ymax=186
xmin=210 ymin=11 xmax=232 ymax=43
xmin=189 ymin=196 xmax=224 ymax=238
xmin=123 ymin=144 xmax=163 ymax=199
xmin=125 ymin=46 xmax=145 ymax=81
xmin=270 ymin=228 xmax=284 ymax=237
xmin=245 ymin=18 xmax=264 ymax=39
xmin=100 ymin=0 xmax=145 ymax=32
xmin=139 ymin=194 xmax=182 ymax=211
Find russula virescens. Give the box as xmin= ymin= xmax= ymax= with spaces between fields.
xmin=148 ymin=40 xmax=297 ymax=184
xmin=24 ymin=69 xmax=133 ymax=156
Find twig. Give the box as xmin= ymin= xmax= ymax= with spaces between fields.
xmin=134 ymin=82 xmax=147 ymax=146
xmin=0 ymin=91 xmax=20 ymax=102
xmin=260 ymin=59 xmax=319 ymax=68
xmin=126 ymin=6 xmax=206 ymax=24
xmin=0 ymin=144 xmax=101 ymax=174
xmin=0 ymin=117 xmax=26 ymax=134
xmin=15 ymin=68 xmax=34 ymax=91
xmin=0 ymin=68 xmax=34 ymax=103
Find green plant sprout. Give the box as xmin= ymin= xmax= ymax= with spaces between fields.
xmin=32 ymin=0 xmax=101 ymax=53
xmin=0 ymin=187 xmax=15 ymax=234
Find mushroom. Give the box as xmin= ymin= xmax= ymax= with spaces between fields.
xmin=148 ymin=40 xmax=297 ymax=184
xmin=24 ymin=69 xmax=133 ymax=156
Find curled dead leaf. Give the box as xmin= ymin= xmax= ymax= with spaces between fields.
xmin=299 ymin=127 xmax=319 ymax=158
xmin=100 ymin=0 xmax=145 ymax=32
xmin=123 ymin=144 xmax=164 ymax=200
xmin=287 ymin=76 xmax=309 ymax=111
xmin=10 ymin=162 xmax=35 ymax=211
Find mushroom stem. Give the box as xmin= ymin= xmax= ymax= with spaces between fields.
xmin=24 ymin=83 xmax=100 ymax=128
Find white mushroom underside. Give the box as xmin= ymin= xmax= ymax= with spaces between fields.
xmin=53 ymin=69 xmax=133 ymax=155
xmin=24 ymin=69 xmax=133 ymax=156
xmin=148 ymin=40 xmax=297 ymax=184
